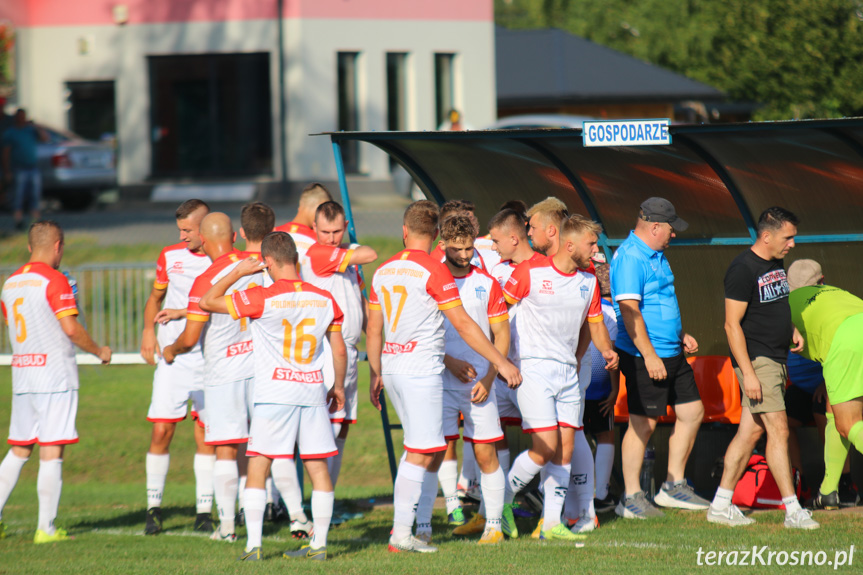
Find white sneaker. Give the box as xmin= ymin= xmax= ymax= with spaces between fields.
xmin=290 ymin=518 xmax=313 ymax=539
xmin=784 ymin=508 xmax=819 ymax=530
xmin=388 ymin=534 xmax=438 ymax=553
xmin=706 ymin=503 xmax=755 ymax=527
xmin=570 ymin=514 xmax=597 ymax=534
xmin=210 ymin=529 xmax=237 ymax=542
xmin=654 ymin=482 xmax=710 ymax=510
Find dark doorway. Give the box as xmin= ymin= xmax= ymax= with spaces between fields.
xmin=149 ymin=53 xmax=272 ymax=178
xmin=66 ymin=81 xmax=116 ymax=141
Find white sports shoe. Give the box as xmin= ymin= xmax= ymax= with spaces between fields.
xmin=784 ymin=508 xmax=819 ymax=530
xmin=290 ymin=518 xmax=313 ymax=539
xmin=570 ymin=513 xmax=598 ymax=534
xmin=210 ymin=529 xmax=238 ymax=542
xmin=388 ymin=534 xmax=438 ymax=553
xmin=706 ymin=503 xmax=755 ymax=527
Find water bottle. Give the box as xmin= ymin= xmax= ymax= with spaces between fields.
xmin=640 ymin=442 xmax=656 ymax=501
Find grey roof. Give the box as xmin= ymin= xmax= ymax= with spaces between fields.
xmin=496 ymin=27 xmax=724 ymax=106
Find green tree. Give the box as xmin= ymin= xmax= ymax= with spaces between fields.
xmin=495 ymin=0 xmax=863 ymax=120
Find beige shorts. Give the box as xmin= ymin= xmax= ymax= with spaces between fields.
xmin=734 ymin=356 xmax=787 ymax=414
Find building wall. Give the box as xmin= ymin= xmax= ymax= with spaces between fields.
xmin=5 ymin=0 xmax=495 ymax=186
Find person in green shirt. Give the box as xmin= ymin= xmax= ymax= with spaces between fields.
xmin=788 ymin=259 xmax=863 ymax=509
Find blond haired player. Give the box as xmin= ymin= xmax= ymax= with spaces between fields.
xmin=501 ymin=215 xmax=617 ymax=541
xmin=141 ymin=199 xmax=215 ymax=535
xmin=366 ymin=200 xmax=521 ymax=554
xmin=0 ymin=221 xmax=111 ymax=542
xmin=201 ymin=232 xmax=346 ymax=562
xmin=431 ymin=215 xmax=510 ymax=545
xmin=305 ymin=201 xmax=378 ymax=491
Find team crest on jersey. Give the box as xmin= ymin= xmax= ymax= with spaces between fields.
xmin=171 ymin=261 xmax=184 ymax=274
xmin=580 ymin=284 xmax=589 ymax=300
xmin=539 ymin=279 xmax=554 ymax=295
xmin=475 ymin=285 xmax=487 ymax=300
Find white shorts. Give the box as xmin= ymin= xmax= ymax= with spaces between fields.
xmin=384 ymin=373 xmax=446 ymax=454
xmin=443 ymin=387 xmax=504 ymax=444
xmin=147 ymin=353 xmax=206 ymax=425
xmin=204 ymin=377 xmax=254 ymax=445
xmin=8 ymin=391 xmax=79 ymax=446
xmin=247 ymin=403 xmax=337 ymax=460
xmin=494 ymin=377 xmax=522 ymax=427
xmin=329 ymin=346 xmax=359 ymax=424
xmin=517 ymin=358 xmax=582 ymax=432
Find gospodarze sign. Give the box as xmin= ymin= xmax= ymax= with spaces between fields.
xmin=583 ymin=119 xmax=671 ymax=147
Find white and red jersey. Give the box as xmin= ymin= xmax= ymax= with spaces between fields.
xmin=154 ymin=242 xmax=211 ymax=353
xmin=431 ymin=243 xmax=487 ymax=272
xmin=442 ymin=266 xmax=508 ymax=390
xmin=1 ymin=262 xmax=79 ymax=393
xmin=228 ymin=279 xmax=343 ymax=407
xmin=474 ymin=235 xmax=502 ymax=272
xmin=369 ymin=249 xmax=462 ymax=376
xmin=503 ymin=255 xmax=603 ymax=366
xmin=274 ymin=221 xmax=316 ymax=279
xmin=187 ymin=250 xmax=264 ymax=386
xmin=304 ymin=242 xmax=364 ymax=348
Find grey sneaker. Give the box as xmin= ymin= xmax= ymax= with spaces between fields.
xmin=615 ymin=492 xmax=664 ymax=519
xmin=388 ymin=534 xmax=438 ymax=553
xmin=707 ymin=503 xmax=755 ymax=527
xmin=784 ymin=508 xmax=820 ymax=530
xmin=654 ymin=481 xmax=710 ymax=510
xmin=238 ymin=547 xmax=261 ymax=561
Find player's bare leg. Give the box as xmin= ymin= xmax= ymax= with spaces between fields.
xmin=620 ymin=414 xmax=656 ymax=498
xmin=193 ymin=421 xmax=216 ymax=532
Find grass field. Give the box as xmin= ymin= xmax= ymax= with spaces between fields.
xmin=1 ymin=366 xmax=862 ymax=574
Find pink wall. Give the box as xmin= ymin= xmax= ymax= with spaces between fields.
xmin=14 ymin=0 xmax=493 ymax=27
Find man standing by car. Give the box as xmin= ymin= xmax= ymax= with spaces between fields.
xmin=2 ymin=109 xmax=48 ymax=230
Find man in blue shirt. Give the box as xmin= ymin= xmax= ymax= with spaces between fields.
xmin=611 ymin=197 xmax=708 ymax=519
xmin=2 ymin=109 xmax=47 ymax=230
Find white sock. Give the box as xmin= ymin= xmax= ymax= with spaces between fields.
xmin=497 ymin=449 xmax=511 ymax=478
xmin=594 ymin=443 xmax=614 ymax=500
xmin=460 ymin=442 xmax=477 ymax=488
xmin=272 ymin=458 xmax=306 ymax=522
xmin=243 ymin=488 xmax=266 ymax=551
xmin=415 ymin=469 xmax=438 ymax=535
xmin=310 ymin=490 xmax=334 ymax=549
xmin=194 ymin=453 xmax=215 ymax=514
xmin=0 ymin=451 xmax=29 ymax=519
xmin=213 ymin=460 xmax=238 ymax=534
xmin=542 ymin=463 xmax=570 ymax=529
xmin=392 ymin=461 xmax=425 ymax=541
xmin=505 ymin=451 xmax=543 ymax=504
xmin=329 ymin=437 xmax=346 ymax=488
xmin=565 ymin=430 xmax=594 ymax=520
xmin=783 ymin=496 xmax=802 ymax=516
xmin=37 ymin=459 xmax=63 ymax=534
xmin=264 ymin=476 xmax=274 ymax=504
xmin=711 ymin=486 xmax=734 ymax=510
xmin=438 ymin=459 xmax=461 ymax=514
xmin=238 ymin=475 xmax=247 ymax=511
xmin=481 ymin=467 xmax=505 ymax=529
xmin=146 ymin=453 xmax=170 ymax=509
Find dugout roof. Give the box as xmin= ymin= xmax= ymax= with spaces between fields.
xmin=323 ymin=118 xmax=863 ymax=356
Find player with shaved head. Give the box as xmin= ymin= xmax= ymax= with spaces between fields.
xmin=0 ymin=221 xmax=111 ymax=542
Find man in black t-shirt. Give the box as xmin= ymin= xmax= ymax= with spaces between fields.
xmin=706 ymin=207 xmax=819 ymax=530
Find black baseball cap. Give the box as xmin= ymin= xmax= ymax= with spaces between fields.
xmin=639 ymin=197 xmax=688 ymax=232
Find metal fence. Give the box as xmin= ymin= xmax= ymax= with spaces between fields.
xmin=0 ymin=263 xmax=154 ymax=355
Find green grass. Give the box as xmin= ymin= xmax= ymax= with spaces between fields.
xmin=1 ymin=366 xmax=862 ymax=574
